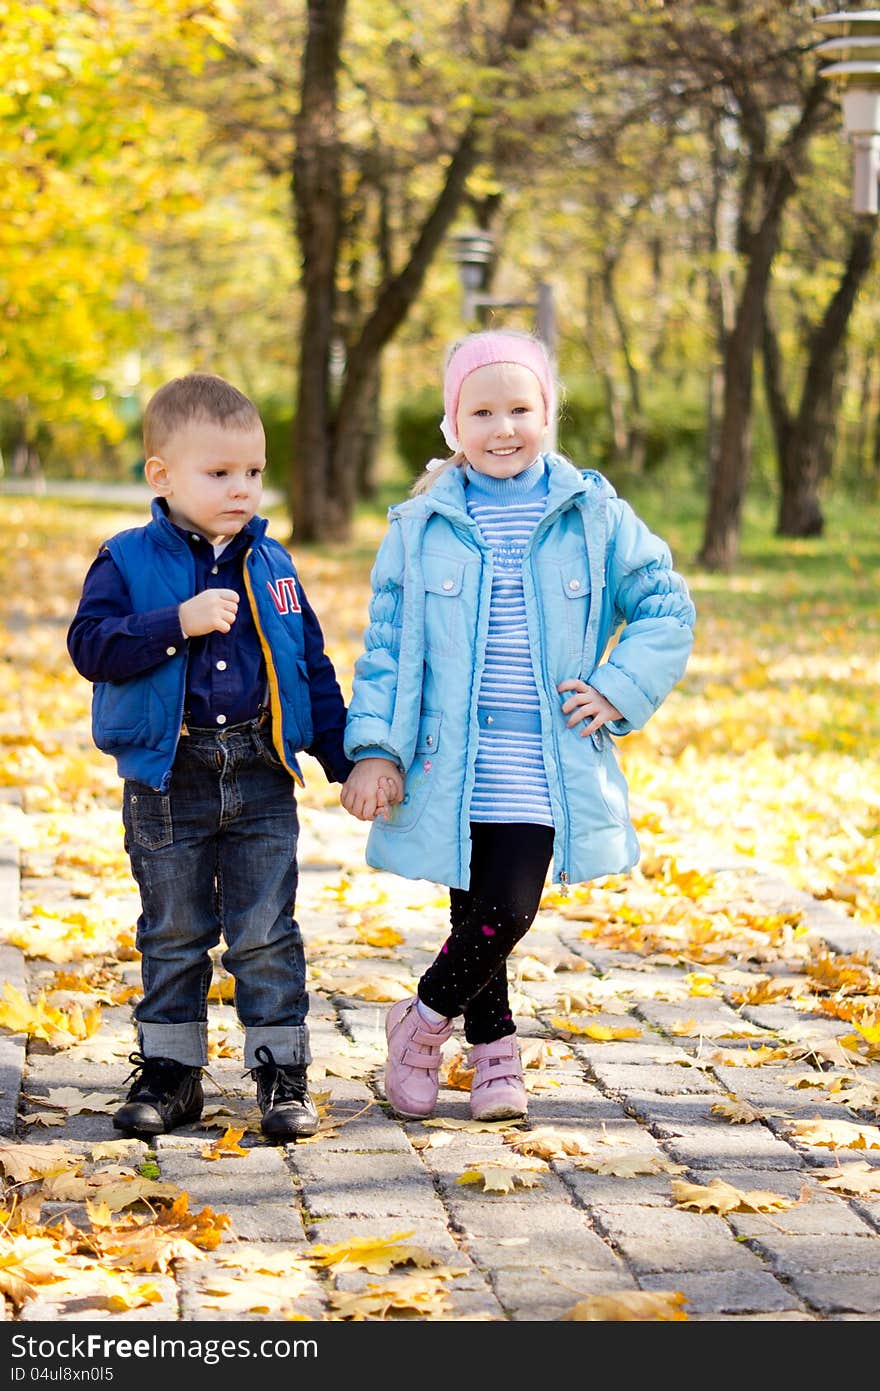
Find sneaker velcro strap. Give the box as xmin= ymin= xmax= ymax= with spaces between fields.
xmin=410 ymin=1026 xmax=450 ymax=1048
xmin=401 ymin=1044 xmax=443 ymax=1069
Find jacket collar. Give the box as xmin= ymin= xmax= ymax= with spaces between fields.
xmin=393 ymin=452 xmax=602 ymax=524
xmin=147 ymin=497 xmax=268 ymax=551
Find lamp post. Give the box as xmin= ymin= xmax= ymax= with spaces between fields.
xmin=816 ymin=9 xmax=880 ymax=215
xmin=450 ymin=229 xmax=558 ymax=450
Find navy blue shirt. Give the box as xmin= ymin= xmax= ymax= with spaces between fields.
xmin=67 ymin=511 xmax=354 ymax=783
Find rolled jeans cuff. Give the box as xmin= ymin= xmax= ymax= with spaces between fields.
xmin=138 ymin=1022 xmax=208 ymax=1068
xmin=244 ymin=1026 xmax=311 ymax=1070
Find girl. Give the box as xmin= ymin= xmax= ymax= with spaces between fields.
xmin=340 ymin=329 xmax=695 ymax=1122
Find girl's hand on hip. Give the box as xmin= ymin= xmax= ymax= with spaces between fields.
xmin=557 ymin=679 xmax=622 ymax=737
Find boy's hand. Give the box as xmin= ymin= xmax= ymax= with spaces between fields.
xmin=557 ymin=679 xmax=622 ymax=737
xmin=341 ymin=758 xmax=403 ymax=821
xmin=179 ymin=589 xmax=239 ymax=638
xmin=376 ymin=770 xmax=404 ymax=815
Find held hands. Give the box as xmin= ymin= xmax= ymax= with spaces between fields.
xmin=557 ymin=679 xmax=622 ymax=738
xmin=340 ymin=757 xmax=404 ymax=822
xmin=179 ymin=589 xmax=239 ymax=638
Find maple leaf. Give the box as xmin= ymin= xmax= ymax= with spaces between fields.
xmin=335 ymin=976 xmax=417 ymax=1003
xmin=711 ymin=1097 xmax=772 ymax=1124
xmin=22 ymin=1112 xmax=67 ymax=1128
xmin=669 ymin=1019 xmax=766 ymax=1040
xmin=43 ymin=1170 xmax=181 ymax=1211
xmin=103 ymin=1281 xmax=166 ymax=1311
xmin=89 ymin=1139 xmax=145 ymax=1162
xmin=198 ymin=1269 xmax=312 ymax=1311
xmin=200 ymin=1126 xmax=249 ymax=1160
xmin=817 ymin=1163 xmax=880 ymax=1197
xmin=788 ymin=1117 xmax=880 ymax=1150
xmin=578 ymin=1151 xmax=686 ymax=1178
xmin=507 ymin=1126 xmax=594 ymax=1160
xmin=456 ymin=1158 xmax=547 ymax=1193
xmin=519 ymin=1038 xmax=573 ymax=1069
xmin=782 ymin=1036 xmax=867 ymax=1069
xmin=328 ymin=1272 xmax=455 ymax=1320
xmin=354 ymin=921 xmax=404 ymax=948
xmin=706 ymin=1045 xmax=787 ymax=1067
xmin=439 ymin=1052 xmax=475 ymax=1091
xmin=562 ymin=1290 xmax=688 ymax=1321
xmin=0 ymin=983 xmax=101 ymax=1047
xmin=550 ymin=1015 xmax=641 ymax=1041
xmin=0 ymin=1233 xmax=73 ymax=1309
xmin=671 ymin=1178 xmax=795 ymax=1215
xmin=0 ymin=1143 xmax=85 ymax=1183
xmin=831 ymin=1081 xmax=880 ymax=1111
xmin=308 ymin=1231 xmax=437 ymax=1275
xmin=423 ymin=1117 xmax=519 ymax=1134
xmin=25 ymin=1087 xmax=117 ymax=1115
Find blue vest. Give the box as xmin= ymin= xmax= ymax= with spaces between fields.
xmin=91 ymin=505 xmax=313 ymax=791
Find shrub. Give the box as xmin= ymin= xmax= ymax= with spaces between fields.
xmin=392 ymin=387 xmax=447 ymax=479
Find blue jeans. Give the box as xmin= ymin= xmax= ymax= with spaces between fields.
xmin=122 ymin=715 xmax=310 ymax=1069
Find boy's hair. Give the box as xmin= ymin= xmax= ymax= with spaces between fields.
xmin=142 ymin=373 xmax=262 ymax=458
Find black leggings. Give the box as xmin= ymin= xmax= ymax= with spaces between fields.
xmin=418 ymin=822 xmax=554 ymax=1044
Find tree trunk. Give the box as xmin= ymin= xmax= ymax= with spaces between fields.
xmin=698 ymin=197 xmax=784 ymax=569
xmin=601 ymin=255 xmax=645 ymax=473
xmin=288 ymin=0 xmax=541 ymax=542
xmin=289 ymin=0 xmax=346 ymax=542
xmin=698 ymin=78 xmax=828 ymax=570
xmin=775 ymin=219 xmax=876 ymax=537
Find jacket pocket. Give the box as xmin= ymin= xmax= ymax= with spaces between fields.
xmin=587 ymin=727 xmax=630 ymax=827
xmin=559 ymin=564 xmax=591 ymax=661
xmin=382 ymin=711 xmax=442 ymax=833
xmin=423 ymin=555 xmax=464 ymax=656
xmin=123 ymin=781 xmax=174 ymax=850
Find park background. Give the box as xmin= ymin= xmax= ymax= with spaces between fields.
xmin=0 ymin=0 xmax=878 ymax=1324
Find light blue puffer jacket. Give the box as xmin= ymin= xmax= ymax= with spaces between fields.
xmin=344 ymin=454 xmax=695 ymax=890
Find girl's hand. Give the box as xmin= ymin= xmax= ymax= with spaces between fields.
xmin=341 ymin=758 xmax=403 ymax=821
xmin=557 ymin=679 xmax=622 ymax=738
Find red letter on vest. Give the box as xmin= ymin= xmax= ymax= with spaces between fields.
xmin=267 ymin=577 xmax=301 ymax=614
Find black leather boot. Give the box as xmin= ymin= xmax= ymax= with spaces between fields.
xmin=114 ymin=1052 xmax=204 ymax=1135
xmin=252 ymin=1045 xmax=318 ymax=1141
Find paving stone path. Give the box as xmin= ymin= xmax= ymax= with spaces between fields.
xmin=1 ymin=805 xmax=879 ymax=1325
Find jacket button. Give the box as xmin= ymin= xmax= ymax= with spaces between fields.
xmin=216 ymin=714 xmax=227 ymax=725
xmin=568 ymin=579 xmax=581 ymax=591
xmin=166 ymin=646 xmax=177 ymax=656
xmin=486 ymin=714 xmax=494 ymax=725
xmin=425 ymin=735 xmax=433 ymax=746
xmin=442 ymin=579 xmax=454 ymax=591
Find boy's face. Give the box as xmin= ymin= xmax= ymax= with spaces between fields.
xmin=145 ymin=419 xmax=266 ymax=543
xmin=456 ymin=362 xmax=547 ymax=478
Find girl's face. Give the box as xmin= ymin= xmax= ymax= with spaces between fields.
xmin=455 ymin=362 xmax=547 ymax=478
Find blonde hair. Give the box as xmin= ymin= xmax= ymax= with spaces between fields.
xmin=143 ymin=373 xmax=261 ymax=459
xmin=410 ymin=450 xmax=467 ymax=496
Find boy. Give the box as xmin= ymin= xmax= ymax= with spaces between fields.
xmin=68 ymin=373 xmax=392 ymax=1140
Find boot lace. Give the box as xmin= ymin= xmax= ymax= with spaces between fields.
xmin=124 ymin=1052 xmax=191 ymax=1102
xmin=251 ymin=1045 xmax=307 ymax=1107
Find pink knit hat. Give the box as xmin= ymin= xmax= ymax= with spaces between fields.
xmin=440 ymin=330 xmax=555 ymax=451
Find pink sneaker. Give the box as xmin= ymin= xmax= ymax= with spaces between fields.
xmin=384 ymin=997 xmax=453 ymax=1119
xmin=469 ymin=1036 xmax=527 ymax=1121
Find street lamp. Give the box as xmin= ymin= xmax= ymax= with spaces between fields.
xmin=450 ymin=229 xmax=558 ymax=448
xmin=816 ymin=9 xmax=880 ymax=214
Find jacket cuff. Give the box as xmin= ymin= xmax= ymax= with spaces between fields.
xmin=587 ymin=663 xmax=655 ymax=733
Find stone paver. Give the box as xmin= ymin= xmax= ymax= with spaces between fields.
xmin=3 ymin=824 xmax=880 ymax=1325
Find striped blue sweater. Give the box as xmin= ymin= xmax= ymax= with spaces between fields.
xmin=465 ymin=457 xmax=553 ymax=826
